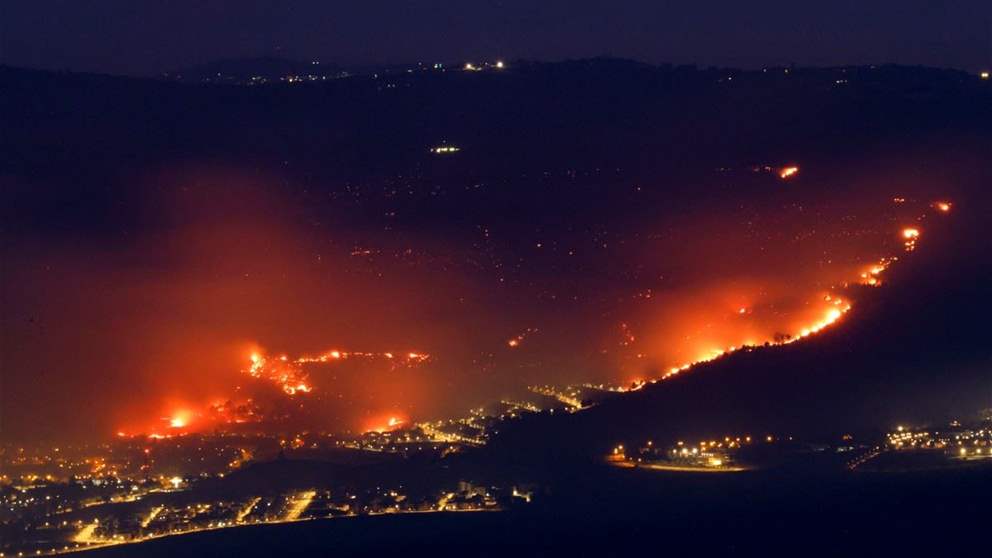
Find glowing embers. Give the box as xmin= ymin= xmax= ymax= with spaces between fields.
xmin=245 ymin=347 xmax=431 ymax=396
xmin=751 ymin=163 xmax=800 ymax=179
xmin=932 ymin=201 xmax=952 ymax=213
xmin=247 ymin=352 xmax=311 ymax=395
xmin=859 ymin=257 xmax=897 ymax=287
xmin=507 ymin=328 xmax=539 ymax=348
xmin=902 ymin=227 xmax=920 ymax=251
xmin=618 ymin=323 xmax=636 ymax=347
xmin=778 ymin=165 xmax=800 ymax=179
xmin=207 ymin=399 xmax=262 ymax=424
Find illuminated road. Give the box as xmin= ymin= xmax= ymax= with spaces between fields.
xmin=72 ymin=521 xmax=101 ymax=544
xmin=54 ymin=508 xmax=500 ymax=556
xmin=140 ymin=506 xmax=164 ymax=528
xmin=610 ymin=460 xmax=749 ymax=473
xmin=283 ymin=491 xmax=316 ymax=521
xmin=236 ymin=497 xmax=261 ymax=523
xmin=528 ymin=385 xmax=585 ymax=411
xmin=417 ymin=421 xmax=485 ymax=445
xmin=436 ymin=491 xmax=456 ymax=510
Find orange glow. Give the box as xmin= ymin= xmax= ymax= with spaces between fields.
xmin=242 ymin=346 xmax=432 ymax=398
xmin=856 ymin=257 xmax=897 ymax=287
xmin=117 ymin=343 xmax=435 ymax=438
xmin=365 ymin=413 xmax=408 ymax=433
xmin=71 ymin=162 xmax=951 ymax=443
xmin=778 ymin=166 xmax=799 ymax=179
xmin=167 ymin=409 xmax=194 ymax=429
xmin=933 ymin=201 xmax=951 ymax=213
xmin=506 ymin=328 xmax=537 ymax=349
xmin=655 ymin=290 xmax=854 ymax=382
xmin=902 ymin=227 xmax=920 ymax=251
xmin=645 ymin=211 xmax=937 ymax=389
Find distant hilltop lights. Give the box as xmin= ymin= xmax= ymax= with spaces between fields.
xmin=981 ymin=71 xmax=990 ymax=80
xmin=464 ymin=60 xmax=505 ymax=71
xmin=431 ymin=145 xmax=461 ymax=154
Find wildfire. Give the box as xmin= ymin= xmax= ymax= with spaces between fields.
xmin=244 ymin=347 xmax=430 ymax=396
xmin=659 ymin=296 xmax=853 ymax=381
xmin=365 ymin=414 xmax=407 ymax=433
xmin=778 ymin=166 xmax=799 ymax=179
xmin=507 ymin=328 xmax=538 ymax=348
xmin=112 ymin=186 xmax=949 ymax=442
xmin=166 ymin=409 xmax=194 ymax=430
xmin=902 ymin=227 xmax=920 ymax=251
xmin=246 ymin=352 xmax=311 ymax=395
xmin=654 ymin=211 xmax=940 ymax=387
xmin=859 ymin=257 xmax=897 ymax=287
xmin=208 ymin=399 xmax=261 ymax=424
xmin=116 ymin=346 xmax=431 ymax=438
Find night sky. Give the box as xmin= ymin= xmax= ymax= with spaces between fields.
xmin=2 ymin=0 xmax=989 ymax=75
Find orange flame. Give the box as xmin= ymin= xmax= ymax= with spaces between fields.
xmin=778 ymin=166 xmax=799 ymax=179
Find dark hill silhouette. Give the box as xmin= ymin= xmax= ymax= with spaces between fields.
xmin=2 ymin=61 xmax=988 ymax=185
xmin=171 ymin=57 xmax=345 ymax=82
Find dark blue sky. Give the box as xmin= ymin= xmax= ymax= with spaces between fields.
xmin=2 ymin=0 xmax=989 ymax=75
